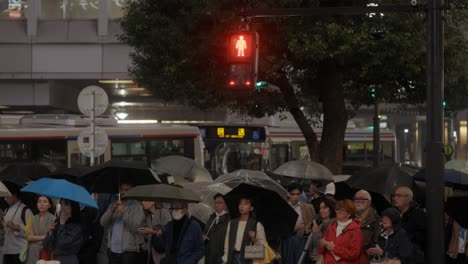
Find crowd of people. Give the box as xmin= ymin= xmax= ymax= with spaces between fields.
xmin=0 ymin=179 xmax=465 ymax=264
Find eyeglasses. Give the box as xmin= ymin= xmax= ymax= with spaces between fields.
xmin=392 ymin=194 xmax=409 ymax=199
xmin=353 ymin=197 xmax=370 ymax=202
xmin=336 ymin=208 xmax=348 ymax=213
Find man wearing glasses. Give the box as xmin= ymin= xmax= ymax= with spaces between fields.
xmin=392 ymin=186 xmax=427 ymax=264
xmin=353 ymin=190 xmax=380 ymax=264
xmin=282 ymin=183 xmax=315 ymax=264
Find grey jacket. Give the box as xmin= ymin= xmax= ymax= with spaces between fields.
xmin=100 ymin=200 xmax=145 ymax=253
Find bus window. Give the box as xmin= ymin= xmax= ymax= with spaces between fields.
xmin=270 ymin=144 xmax=289 ymax=170
xmin=0 ymin=141 xmax=66 ymax=169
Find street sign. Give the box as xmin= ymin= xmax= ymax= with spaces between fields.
xmin=444 ymin=144 xmax=454 ymax=157
xmin=77 ymin=126 xmax=108 ymax=158
xmin=77 ymin=86 xmax=109 ymax=116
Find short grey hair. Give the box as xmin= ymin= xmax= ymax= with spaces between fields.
xmin=355 ymin=190 xmax=372 ymax=201
xmin=395 ymin=186 xmax=413 ymax=200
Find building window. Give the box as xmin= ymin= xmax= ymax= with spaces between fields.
xmin=0 ymin=0 xmax=27 ymax=19
xmin=109 ymin=0 xmax=128 ymax=19
xmin=41 ymin=0 xmax=99 ymax=19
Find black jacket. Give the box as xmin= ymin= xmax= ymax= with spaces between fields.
xmin=399 ymin=204 xmax=426 ymax=263
xmin=204 ymin=213 xmax=230 ymax=264
xmin=376 ymin=228 xmax=413 ymax=264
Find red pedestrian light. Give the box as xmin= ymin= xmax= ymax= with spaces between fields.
xmin=226 ymin=31 xmax=259 ymax=91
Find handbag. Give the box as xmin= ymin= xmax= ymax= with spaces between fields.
xmin=19 ymin=242 xmax=29 ymax=262
xmin=244 ymin=222 xmax=265 ymax=260
xmin=245 ymin=245 xmax=265 ymax=260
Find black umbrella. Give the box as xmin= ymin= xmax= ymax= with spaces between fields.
xmin=49 ymin=167 xmax=88 ymax=183
xmin=0 ymin=163 xmax=52 ymax=186
xmin=80 ymin=160 xmax=160 ymax=193
xmin=413 ymin=168 xmax=468 ymax=188
xmin=224 ymin=183 xmax=298 ymax=239
xmin=446 ymin=196 xmax=468 ymax=228
xmin=345 ymin=165 xmax=413 ymax=196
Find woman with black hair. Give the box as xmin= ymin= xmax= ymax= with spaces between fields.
xmin=309 ymin=198 xmax=337 ymax=263
xmin=43 ymin=199 xmax=83 ymax=264
xmin=24 ymin=196 xmax=55 ymax=264
xmin=222 ymin=197 xmax=266 ymax=264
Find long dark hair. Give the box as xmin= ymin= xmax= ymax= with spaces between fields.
xmin=60 ymin=199 xmax=81 ymax=224
xmin=321 ymin=198 xmax=337 ymax=219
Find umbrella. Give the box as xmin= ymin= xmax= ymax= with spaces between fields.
xmin=215 ymin=169 xmax=288 ymax=201
xmin=20 ymin=178 xmax=98 ymax=209
xmin=445 ymin=160 xmax=468 ymax=173
xmin=48 ymin=167 xmax=87 ymax=183
xmin=183 ymin=181 xmax=232 ymax=209
xmin=273 ymin=160 xmax=334 ymax=186
xmin=224 ymin=183 xmax=298 ymax=239
xmin=121 ymin=184 xmax=201 ymax=203
xmin=0 ymin=181 xmax=12 ymax=197
xmin=80 ymin=160 xmax=160 ymax=193
xmin=189 ymin=202 xmax=215 ymax=224
xmin=0 ymin=163 xmax=52 ymax=186
xmin=446 ymin=196 xmax=468 ymax=228
xmin=345 ymin=165 xmax=413 ymax=197
xmin=152 ymin=155 xmax=213 ymax=182
xmin=413 ymin=168 xmax=468 ymax=188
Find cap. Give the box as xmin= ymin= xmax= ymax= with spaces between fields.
xmin=324 ymin=182 xmax=335 ymax=195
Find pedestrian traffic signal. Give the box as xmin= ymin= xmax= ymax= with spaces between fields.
xmin=226 ymin=31 xmax=259 ymax=90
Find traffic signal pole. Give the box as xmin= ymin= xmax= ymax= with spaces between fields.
xmin=243 ymin=3 xmax=445 ymax=263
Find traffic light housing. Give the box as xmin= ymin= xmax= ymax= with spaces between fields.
xmin=226 ymin=31 xmax=259 ymax=90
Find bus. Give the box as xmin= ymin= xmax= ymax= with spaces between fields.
xmin=199 ymin=124 xmax=396 ymax=177
xmin=0 ymin=115 xmax=204 ymax=170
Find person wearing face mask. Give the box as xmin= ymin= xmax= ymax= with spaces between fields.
xmin=154 ymin=201 xmax=204 ymax=264
xmin=100 ymin=181 xmax=145 ymax=264
xmin=204 ymin=194 xmax=230 ymax=264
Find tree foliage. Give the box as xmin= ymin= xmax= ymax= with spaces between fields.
xmin=121 ymin=0 xmax=467 ymax=172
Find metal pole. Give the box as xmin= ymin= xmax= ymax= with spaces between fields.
xmin=90 ymin=90 xmax=95 ymax=166
xmin=425 ymin=0 xmax=444 ymax=260
xmin=373 ymin=101 xmax=380 ymax=167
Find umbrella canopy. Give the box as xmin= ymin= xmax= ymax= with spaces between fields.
xmin=445 ymin=160 xmax=468 ymax=173
xmin=215 ymin=169 xmax=288 ymax=201
xmin=0 ymin=181 xmax=12 ymax=197
xmin=21 ymin=178 xmax=98 ymax=208
xmin=446 ymin=196 xmax=468 ymax=228
xmin=224 ymin=183 xmax=298 ymax=239
xmin=48 ymin=167 xmax=88 ymax=183
xmin=189 ymin=202 xmax=215 ymax=224
xmin=183 ymin=181 xmax=232 ymax=209
xmin=80 ymin=160 xmax=160 ymax=193
xmin=0 ymin=163 xmax=52 ymax=186
xmin=273 ymin=160 xmax=334 ymax=186
xmin=152 ymin=155 xmax=212 ymax=182
xmin=413 ymin=168 xmax=468 ymax=188
xmin=345 ymin=166 xmax=413 ymax=197
xmin=122 ymin=184 xmax=201 ymax=203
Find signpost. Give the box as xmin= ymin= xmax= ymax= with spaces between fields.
xmin=77 ymin=86 xmax=109 ymax=166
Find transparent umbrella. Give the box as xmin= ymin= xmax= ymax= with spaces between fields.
xmin=273 ymin=160 xmax=334 ymax=186
xmin=183 ymin=181 xmax=232 ymax=209
xmin=152 ymin=155 xmax=212 ymax=182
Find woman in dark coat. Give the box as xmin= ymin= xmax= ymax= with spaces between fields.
xmin=367 ymin=208 xmax=412 ymax=263
xmin=43 ymin=199 xmax=82 ymax=264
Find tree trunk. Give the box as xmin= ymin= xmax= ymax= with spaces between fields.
xmin=318 ymin=61 xmax=348 ymax=174
xmin=276 ymin=76 xmax=320 ymax=162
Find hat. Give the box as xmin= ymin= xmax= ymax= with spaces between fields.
xmin=324 ymin=182 xmax=336 ymax=195
xmin=381 ymin=207 xmax=401 ymax=227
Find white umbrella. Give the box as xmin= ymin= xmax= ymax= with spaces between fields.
xmin=0 ymin=181 xmax=12 ymax=197
xmin=152 ymin=155 xmax=213 ymax=182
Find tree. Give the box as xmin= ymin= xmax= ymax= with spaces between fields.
xmin=120 ymin=0 xmax=467 ymax=173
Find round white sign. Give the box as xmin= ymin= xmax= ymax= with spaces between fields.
xmin=77 ymin=86 xmax=109 ymax=116
xmin=77 ymin=126 xmax=108 ymax=158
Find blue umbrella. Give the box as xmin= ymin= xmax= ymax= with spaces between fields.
xmin=413 ymin=168 xmax=468 ymax=187
xmin=21 ymin=178 xmax=98 ymax=209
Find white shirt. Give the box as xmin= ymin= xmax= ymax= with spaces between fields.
xmin=290 ymin=202 xmax=303 ymax=225
xmin=459 ymin=227 xmax=467 ymax=253
xmin=2 ymin=201 xmax=33 ymax=254
xmin=336 ymin=219 xmax=352 ymax=237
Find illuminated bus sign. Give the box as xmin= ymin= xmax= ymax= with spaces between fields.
xmin=199 ymin=126 xmax=265 ymax=141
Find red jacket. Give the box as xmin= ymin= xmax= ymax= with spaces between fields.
xmin=318 ymin=220 xmax=364 ymax=264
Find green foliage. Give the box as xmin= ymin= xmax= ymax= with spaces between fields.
xmin=120 ymin=0 xmax=467 ymax=114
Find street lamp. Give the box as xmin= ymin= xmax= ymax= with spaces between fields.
xmin=403 ymin=129 xmax=409 ymax=162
